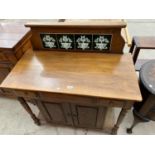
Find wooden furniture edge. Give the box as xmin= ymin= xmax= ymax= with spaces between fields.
xmin=25 ymin=21 xmax=126 ymax=28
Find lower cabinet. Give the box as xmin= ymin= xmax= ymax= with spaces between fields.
xmin=37 ymin=101 xmax=107 ymax=130
xmin=71 ymin=104 xmax=106 ymax=129
xmin=44 ymin=102 xmax=66 ymax=124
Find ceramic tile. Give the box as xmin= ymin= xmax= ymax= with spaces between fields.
xmin=40 ymin=33 xmax=112 ymax=51
xmin=57 ymin=34 xmax=74 ymax=50
xmin=40 ymin=33 xmax=58 ymax=49
xmin=75 ymin=34 xmax=92 ymax=50
xmin=93 ymin=35 xmax=112 ymax=51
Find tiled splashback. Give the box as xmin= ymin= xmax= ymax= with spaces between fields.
xmin=40 ymin=33 xmax=112 ymax=51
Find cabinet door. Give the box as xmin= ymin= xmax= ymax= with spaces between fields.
xmin=71 ymin=104 xmax=106 ymax=129
xmin=43 ymin=102 xmax=67 ymax=124
xmin=37 ymin=100 xmax=73 ymax=126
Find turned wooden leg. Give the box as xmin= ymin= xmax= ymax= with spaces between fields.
xmin=111 ymin=108 xmax=128 ymax=135
xmin=18 ymin=97 xmax=40 ymax=125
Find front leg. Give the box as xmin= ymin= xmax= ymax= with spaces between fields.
xmin=18 ymin=97 xmax=40 ymax=125
xmin=111 ymin=108 xmax=128 ymax=135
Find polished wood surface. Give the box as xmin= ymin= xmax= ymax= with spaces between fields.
xmin=129 ymin=36 xmax=155 ymax=70
xmin=64 ymin=19 xmax=131 ymax=47
xmin=26 ymin=21 xmax=126 ymax=53
xmin=134 ymin=36 xmax=155 ymax=48
xmin=0 ymin=21 xmax=141 ymax=134
xmin=0 ymin=23 xmax=31 ymax=50
xmin=0 ymin=49 xmax=142 ymax=101
xmin=25 ymin=21 xmax=126 ymax=28
xmin=0 ymin=22 xmax=32 ymax=96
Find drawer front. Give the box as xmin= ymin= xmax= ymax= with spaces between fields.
xmin=0 ymin=67 xmax=10 ymax=83
xmin=0 ymin=52 xmax=8 ymax=61
xmin=14 ymin=90 xmax=38 ymax=98
xmin=0 ymin=88 xmax=14 ymax=96
xmin=39 ymin=92 xmax=95 ymax=105
xmin=15 ymin=47 xmax=23 ymax=60
xmin=22 ymin=40 xmax=32 ymax=52
xmin=0 ymin=62 xmax=14 ymax=68
xmin=15 ymin=40 xmax=32 ymax=60
xmin=109 ymin=100 xmax=125 ymax=107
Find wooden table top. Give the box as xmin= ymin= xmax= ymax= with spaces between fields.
xmin=0 ymin=23 xmax=30 ymax=50
xmin=0 ymin=49 xmax=142 ymax=101
xmin=134 ymin=36 xmax=155 ymax=49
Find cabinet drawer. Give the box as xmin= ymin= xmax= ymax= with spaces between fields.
xmin=0 ymin=67 xmax=10 ymax=83
xmin=14 ymin=90 xmax=38 ymax=98
xmin=0 ymin=88 xmax=14 ymax=96
xmin=39 ymin=92 xmax=95 ymax=104
xmin=0 ymin=53 xmax=8 ymax=61
xmin=109 ymin=100 xmax=125 ymax=107
xmin=15 ymin=47 xmax=23 ymax=60
xmin=0 ymin=67 xmax=10 ymax=73
xmin=0 ymin=62 xmax=13 ymax=68
xmin=22 ymin=40 xmax=32 ymax=52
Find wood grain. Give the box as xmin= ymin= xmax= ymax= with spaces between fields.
xmin=0 ymin=49 xmax=142 ymax=101
xmin=25 ymin=21 xmax=126 ymax=28
xmin=26 ymin=21 xmax=126 ymax=53
xmin=0 ymin=23 xmax=31 ymax=50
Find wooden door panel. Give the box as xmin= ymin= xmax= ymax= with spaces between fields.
xmin=71 ymin=103 xmax=107 ymax=129
xmin=76 ymin=106 xmax=98 ymax=128
xmin=44 ymin=102 xmax=66 ymax=124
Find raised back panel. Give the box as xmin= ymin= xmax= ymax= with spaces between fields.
xmin=26 ymin=21 xmax=126 ymax=53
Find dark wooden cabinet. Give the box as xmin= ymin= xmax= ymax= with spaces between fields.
xmin=36 ymin=99 xmax=107 ymax=130
xmin=0 ymin=67 xmax=10 ymax=82
xmin=0 ymin=23 xmax=32 ymax=93
xmin=71 ymin=104 xmax=106 ymax=129
xmin=43 ymin=102 xmax=67 ymax=124
xmin=73 ymin=105 xmax=98 ymax=128
xmin=37 ymin=100 xmax=74 ymax=126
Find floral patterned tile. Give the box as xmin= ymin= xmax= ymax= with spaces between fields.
xmin=40 ymin=34 xmax=58 ymax=49
xmin=40 ymin=33 xmax=112 ymax=51
xmin=75 ymin=35 xmax=92 ymax=50
xmin=57 ymin=34 xmax=74 ymax=50
xmin=93 ymin=35 xmax=112 ymax=51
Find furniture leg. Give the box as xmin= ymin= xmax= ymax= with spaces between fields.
xmin=133 ymin=47 xmax=140 ymax=64
xmin=129 ymin=39 xmax=135 ymax=53
xmin=18 ymin=97 xmax=40 ymax=125
xmin=111 ymin=108 xmax=128 ymax=135
xmin=126 ymin=115 xmax=141 ymax=134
